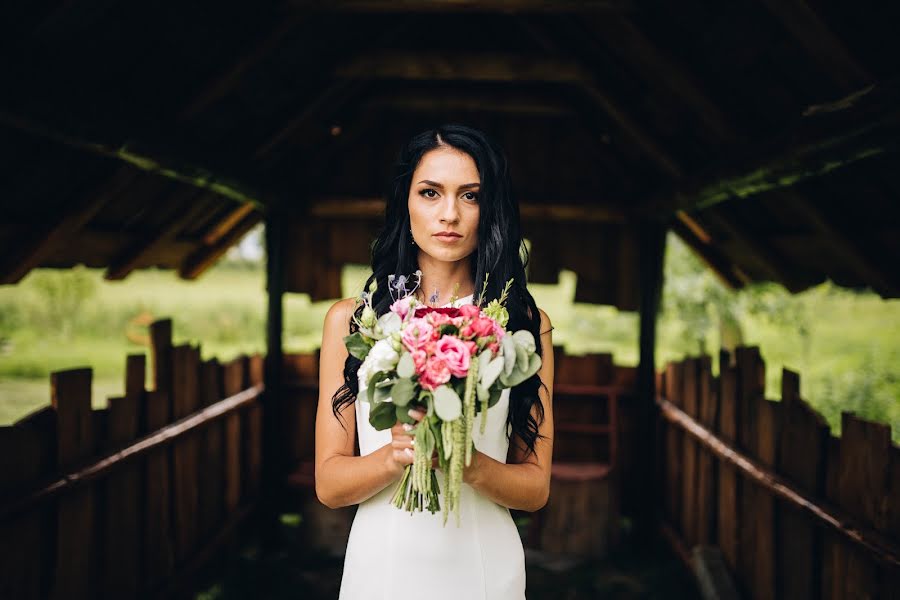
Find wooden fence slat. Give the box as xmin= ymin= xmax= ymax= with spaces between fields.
xmin=695 ymin=357 xmax=718 ymax=545
xmin=0 ymin=427 xmax=46 ymax=600
xmin=198 ymin=358 xmax=225 ymax=538
xmin=144 ymin=389 xmax=174 ymax=589
xmin=752 ymin=399 xmax=780 ymax=600
xmin=778 ymin=368 xmax=828 ymax=600
xmin=736 ymin=347 xmax=765 ymax=598
xmin=681 ymin=357 xmax=699 ymax=547
xmin=822 ymin=434 xmax=842 ymax=600
xmin=50 ymin=368 xmax=95 ymax=600
xmin=664 ymin=361 xmax=683 ymax=531
xmin=223 ymin=359 xmax=244 ymax=511
xmin=717 ymin=351 xmax=740 ymax=573
xmin=245 ymin=354 xmax=264 ymax=495
xmin=171 ymin=344 xmax=201 ymax=563
xmin=834 ymin=414 xmax=891 ymax=599
xmin=102 ymin=354 xmax=144 ymax=599
xmin=884 ymin=446 xmax=900 ymax=599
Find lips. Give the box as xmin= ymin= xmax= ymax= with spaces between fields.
xmin=433 ymin=232 xmax=462 ymax=239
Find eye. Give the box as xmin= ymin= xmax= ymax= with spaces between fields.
xmin=462 ymin=191 xmax=479 ymax=202
xmin=419 ymin=188 xmax=438 ymax=199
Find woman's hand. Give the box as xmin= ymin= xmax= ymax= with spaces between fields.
xmin=386 ymin=407 xmax=441 ymax=477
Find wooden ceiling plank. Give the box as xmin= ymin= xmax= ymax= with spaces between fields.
xmin=178 ymin=211 xmax=263 ymax=280
xmin=757 ymin=0 xmax=871 ymax=91
xmin=0 ymin=166 xmax=139 ymax=284
xmin=292 ymin=0 xmax=633 ymax=13
xmin=202 ymin=203 xmax=257 ymax=245
xmin=104 ymin=188 xmax=213 ymax=281
xmin=783 ymin=191 xmax=898 ymax=296
xmin=178 ymin=18 xmax=300 ymax=121
xmin=583 ymin=15 xmax=738 ymax=144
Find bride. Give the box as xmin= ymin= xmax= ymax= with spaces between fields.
xmin=315 ymin=124 xmax=555 ymax=599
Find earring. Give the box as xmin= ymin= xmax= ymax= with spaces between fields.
xmin=410 ymin=228 xmax=416 ymax=246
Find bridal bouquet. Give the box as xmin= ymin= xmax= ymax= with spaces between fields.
xmin=344 ymin=271 xmax=542 ymax=525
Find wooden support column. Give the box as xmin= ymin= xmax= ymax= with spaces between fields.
xmin=261 ymin=203 xmax=286 ymax=549
xmin=634 ymin=217 xmax=667 ymax=537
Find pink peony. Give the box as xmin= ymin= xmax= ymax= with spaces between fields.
xmin=470 ymin=316 xmax=496 ymax=338
xmin=464 ymin=340 xmax=478 ymax=356
xmin=390 ymin=296 xmax=414 ymax=320
xmin=401 ymin=318 xmax=434 ymax=351
xmin=434 ymin=335 xmax=471 ymax=378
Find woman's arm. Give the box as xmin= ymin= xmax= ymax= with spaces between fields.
xmin=314 ymin=298 xmax=405 ymax=509
xmin=463 ymin=308 xmax=555 ymax=512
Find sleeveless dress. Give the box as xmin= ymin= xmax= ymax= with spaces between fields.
xmin=338 ymin=294 xmax=527 ymax=600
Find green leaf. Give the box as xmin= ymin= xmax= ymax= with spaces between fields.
xmin=433 ymin=385 xmax=462 ymax=421
xmin=481 ymin=355 xmax=504 ymax=389
xmin=374 ymin=383 xmax=393 ymax=404
xmin=501 ymin=335 xmax=517 ymax=376
xmin=397 ymin=351 xmax=415 ymax=378
xmin=396 ymin=404 xmax=416 ymax=425
xmin=515 ymin=343 xmax=529 ymax=371
xmin=488 ymin=387 xmax=502 ymax=408
xmin=512 ymin=329 xmax=536 ymax=353
xmin=344 ymin=332 xmax=371 ymax=360
xmin=391 ymin=377 xmax=415 ymax=406
xmin=370 ymin=401 xmax=397 ymax=430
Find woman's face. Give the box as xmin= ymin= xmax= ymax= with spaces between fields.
xmin=408 ymin=146 xmax=480 ymax=263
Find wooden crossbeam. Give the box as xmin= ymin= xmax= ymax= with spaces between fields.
xmin=670 ymin=217 xmax=749 ymax=290
xmin=104 ymin=188 xmax=212 ymax=281
xmin=308 ymin=196 xmax=628 ymax=223
xmin=364 ymin=89 xmax=571 ymax=116
xmin=758 ymin=0 xmax=870 ymax=91
xmin=202 ymin=204 xmax=257 ymax=245
xmin=179 ymin=211 xmax=263 ymax=280
xmin=0 ymin=166 xmax=139 ymax=284
xmin=292 ymin=0 xmax=632 ymax=13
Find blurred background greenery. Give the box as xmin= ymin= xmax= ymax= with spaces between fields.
xmin=0 ymin=226 xmax=897 ymax=441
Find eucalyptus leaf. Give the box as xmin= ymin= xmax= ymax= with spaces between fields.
xmin=344 ymin=332 xmax=371 ymax=360
xmin=478 ymin=348 xmax=493 ymax=374
xmin=374 ymin=384 xmax=393 ymax=404
xmin=433 ymin=385 xmax=462 ymax=421
xmin=514 ymin=343 xmax=529 ymax=371
xmin=512 ymin=329 xmax=536 ymax=353
xmin=500 ymin=366 xmax=530 ymax=388
xmin=365 ymin=371 xmax=389 ymax=405
xmin=488 ymin=387 xmax=502 ymax=408
xmin=369 ymin=401 xmax=397 ymax=430
xmin=391 ymin=377 xmax=415 ymax=406
xmin=526 ymin=353 xmax=542 ymax=377
xmin=396 ymin=404 xmax=416 ymax=425
xmin=397 ymin=352 xmax=415 ymax=378
xmin=480 ymin=355 xmax=504 ymax=389
xmin=501 ymin=335 xmax=517 ymax=376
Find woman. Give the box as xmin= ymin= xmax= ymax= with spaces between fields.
xmin=315 ymin=124 xmax=555 ymax=599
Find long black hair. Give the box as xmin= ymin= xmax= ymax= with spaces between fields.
xmin=331 ymin=124 xmax=548 ymax=458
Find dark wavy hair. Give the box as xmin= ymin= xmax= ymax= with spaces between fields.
xmin=331 ymin=124 xmax=548 ymax=458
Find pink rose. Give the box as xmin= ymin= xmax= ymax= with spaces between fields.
xmin=487 ymin=341 xmax=500 ymax=354
xmin=427 ymin=312 xmax=453 ymax=328
xmin=464 ymin=340 xmax=478 ymax=356
xmin=434 ymin=335 xmax=470 ymax=378
xmin=459 ymin=304 xmax=481 ymax=319
xmin=401 ymin=318 xmax=434 ymax=351
xmin=411 ymin=349 xmax=427 ymax=372
xmin=492 ymin=322 xmax=506 ymax=341
xmin=470 ymin=316 xmax=495 ymax=338
xmin=419 ymin=358 xmax=451 ymax=391
xmin=390 ymin=296 xmax=414 ymax=320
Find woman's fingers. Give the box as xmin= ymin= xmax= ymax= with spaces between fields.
xmin=408 ymin=408 xmax=426 ymax=422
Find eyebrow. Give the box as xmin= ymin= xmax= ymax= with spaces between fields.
xmin=417 ymin=180 xmax=480 ymax=190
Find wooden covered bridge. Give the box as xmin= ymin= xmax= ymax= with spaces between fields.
xmin=1 ymin=1 xmax=898 ymax=598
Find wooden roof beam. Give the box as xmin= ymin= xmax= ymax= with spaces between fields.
xmin=179 ymin=211 xmax=263 ymax=280
xmin=641 ymin=80 xmax=900 ymax=215
xmin=670 ymin=217 xmax=750 ymax=290
xmin=104 ymin=188 xmax=212 ymax=281
xmin=0 ymin=109 xmax=267 ymax=208
xmin=757 ymin=0 xmax=871 ymax=91
xmin=0 ymin=167 xmax=139 ymax=284
xmin=783 ymin=191 xmax=899 ymax=296
xmin=292 ymin=0 xmax=633 ymax=13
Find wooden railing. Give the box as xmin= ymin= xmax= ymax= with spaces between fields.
xmin=0 ymin=319 xmax=264 ymax=600
xmin=657 ymin=346 xmax=900 ymax=600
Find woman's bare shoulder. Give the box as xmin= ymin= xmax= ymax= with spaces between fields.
xmin=323 ymin=297 xmax=359 ymax=336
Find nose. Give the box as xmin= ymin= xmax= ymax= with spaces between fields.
xmin=439 ymin=197 xmax=460 ymax=224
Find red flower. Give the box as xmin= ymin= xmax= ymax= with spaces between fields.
xmin=414 ymin=306 xmax=462 ymax=318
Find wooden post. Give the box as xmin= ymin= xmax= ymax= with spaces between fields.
xmin=634 ymin=217 xmax=666 ymax=536
xmin=262 ymin=203 xmax=286 ymax=549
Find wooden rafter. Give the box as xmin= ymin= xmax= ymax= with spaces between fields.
xmin=308 ymin=196 xmax=628 ymax=223
xmin=178 ymin=211 xmax=263 ymax=280
xmin=292 ymin=0 xmax=633 ymax=13
xmin=364 ymin=89 xmax=571 ymax=116
xmin=0 ymin=166 xmax=139 ymax=284
xmin=640 ymin=80 xmax=900 ymax=215
xmin=758 ymin=0 xmax=870 ymax=91
xmin=105 ymin=187 xmax=212 ymax=281
xmin=782 ymin=190 xmax=899 ymax=296
xmin=202 ymin=204 xmax=257 ymax=245
xmin=0 ymin=109 xmax=266 ymax=208
xmin=670 ymin=217 xmax=748 ymax=290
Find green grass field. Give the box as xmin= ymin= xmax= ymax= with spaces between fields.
xmin=1 ymin=236 xmax=897 ymax=441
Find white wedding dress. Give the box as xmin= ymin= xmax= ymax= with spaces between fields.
xmin=338 ymin=294 xmax=527 ymax=600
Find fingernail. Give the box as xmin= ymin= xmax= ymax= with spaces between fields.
xmin=410 ymin=438 xmax=416 ymax=446
xmin=402 ymin=424 xmax=413 ymax=432
xmin=405 ymin=448 xmax=414 ymax=457
xmin=407 ymin=409 xmax=417 ymax=418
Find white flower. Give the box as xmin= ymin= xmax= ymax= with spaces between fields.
xmin=358 ymin=337 xmax=400 ymax=392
